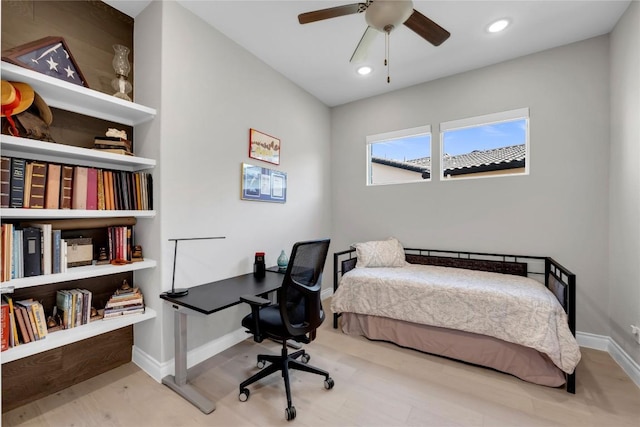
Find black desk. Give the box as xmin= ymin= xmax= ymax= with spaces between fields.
xmin=159 ymin=270 xmax=284 ymax=414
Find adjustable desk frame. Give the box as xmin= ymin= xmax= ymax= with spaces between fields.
xmin=159 ymin=270 xmax=283 ymax=414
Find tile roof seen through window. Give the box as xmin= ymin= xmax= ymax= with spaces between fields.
xmin=372 ymin=144 xmax=526 ymax=177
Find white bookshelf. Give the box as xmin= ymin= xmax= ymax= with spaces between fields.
xmin=1 ymin=60 xmax=158 ymax=366
xmin=0 ymin=208 xmax=156 ymax=219
xmin=1 ymin=134 xmax=155 ymax=172
xmin=1 ymin=307 xmax=157 ymax=364
xmin=4 ymin=259 xmax=157 ymax=290
xmin=1 ymin=61 xmax=156 ymax=126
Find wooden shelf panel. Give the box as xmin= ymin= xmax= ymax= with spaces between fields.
xmin=1 ymin=61 xmax=156 ymax=126
xmin=1 ymin=134 xmax=155 ymax=171
xmin=0 ymin=307 xmax=156 ymax=364
xmin=2 ymin=259 xmax=156 ymax=290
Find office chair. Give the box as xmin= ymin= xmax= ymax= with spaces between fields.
xmin=239 ymin=239 xmax=334 ymax=421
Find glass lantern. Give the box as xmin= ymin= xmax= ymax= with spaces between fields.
xmin=111 ymin=44 xmax=132 ymax=101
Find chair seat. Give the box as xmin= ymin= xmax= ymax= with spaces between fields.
xmin=242 ymin=305 xmax=324 ymax=341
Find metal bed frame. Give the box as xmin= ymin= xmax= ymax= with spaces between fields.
xmin=332 ymin=247 xmax=577 ymax=393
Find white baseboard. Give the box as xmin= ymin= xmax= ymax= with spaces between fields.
xmin=133 ymin=328 xmax=250 ymax=382
xmin=577 ymin=331 xmax=640 ymax=389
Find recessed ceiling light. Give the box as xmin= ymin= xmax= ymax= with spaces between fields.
xmin=487 ymin=18 xmax=510 ymax=33
xmin=356 ymin=65 xmax=373 ymax=76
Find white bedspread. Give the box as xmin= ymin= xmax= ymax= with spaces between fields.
xmin=331 ymin=264 xmax=581 ymax=373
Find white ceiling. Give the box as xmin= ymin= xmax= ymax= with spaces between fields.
xmin=105 ymin=0 xmax=631 ymax=107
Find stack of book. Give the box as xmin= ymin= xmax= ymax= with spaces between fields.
xmin=2 ymin=295 xmax=49 ymax=349
xmin=103 ymin=287 xmax=144 ymax=319
xmin=93 ymin=136 xmax=133 ymax=156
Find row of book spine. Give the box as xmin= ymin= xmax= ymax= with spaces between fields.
xmin=0 ymin=156 xmax=153 ymax=211
xmin=1 ymin=295 xmax=48 ymax=350
xmin=0 ymin=223 xmax=135 ymax=282
xmin=55 ymin=289 xmax=92 ymax=329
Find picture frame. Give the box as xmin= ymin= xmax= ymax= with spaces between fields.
xmin=2 ymin=36 xmax=89 ymax=88
xmin=241 ymin=163 xmax=287 ymax=203
xmin=249 ymin=128 xmax=280 ymax=165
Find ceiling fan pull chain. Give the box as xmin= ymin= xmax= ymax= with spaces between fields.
xmin=385 ymin=30 xmax=390 ymax=84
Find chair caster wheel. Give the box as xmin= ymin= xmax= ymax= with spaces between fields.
xmin=257 ymin=360 xmax=266 ymax=369
xmin=301 ymin=353 xmax=310 ymax=364
xmin=239 ymin=388 xmax=250 ymax=402
xmin=324 ymin=377 xmax=335 ymax=389
xmin=285 ymin=406 xmax=296 ymax=421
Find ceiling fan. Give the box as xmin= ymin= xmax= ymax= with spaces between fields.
xmin=298 ymin=0 xmax=450 ymax=79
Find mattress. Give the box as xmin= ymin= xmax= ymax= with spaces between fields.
xmin=331 ymin=264 xmax=581 ymax=373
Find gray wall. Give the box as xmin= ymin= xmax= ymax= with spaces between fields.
xmin=331 ymin=36 xmax=611 ymax=337
xmin=134 ymin=1 xmax=331 ymax=364
xmin=609 ymin=1 xmax=640 ymax=364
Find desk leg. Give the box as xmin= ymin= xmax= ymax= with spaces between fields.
xmin=161 ymin=311 xmax=216 ymax=414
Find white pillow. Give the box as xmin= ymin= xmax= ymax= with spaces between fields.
xmin=353 ymin=237 xmax=408 ymax=268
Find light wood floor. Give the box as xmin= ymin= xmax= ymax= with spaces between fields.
xmin=3 ymin=317 xmax=640 ymax=427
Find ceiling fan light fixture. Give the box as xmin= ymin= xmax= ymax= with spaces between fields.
xmin=487 ymin=18 xmax=510 ymax=33
xmin=356 ymin=65 xmax=373 ymax=76
xmin=365 ymin=0 xmax=414 ymax=33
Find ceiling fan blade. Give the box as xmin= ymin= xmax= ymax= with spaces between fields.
xmin=350 ymin=26 xmax=379 ymax=63
xmin=298 ymin=3 xmax=366 ymax=25
xmin=403 ymin=9 xmax=450 ymax=46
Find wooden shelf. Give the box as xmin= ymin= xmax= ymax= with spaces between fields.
xmin=1 ymin=307 xmax=156 ymax=364
xmin=0 ymin=208 xmax=156 ymax=220
xmin=0 ymin=134 xmax=155 ymax=172
xmin=1 ymin=61 xmax=156 ymax=126
xmin=3 ymin=259 xmax=157 ymax=290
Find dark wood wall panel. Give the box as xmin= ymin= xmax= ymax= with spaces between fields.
xmin=1 ymin=0 xmax=135 ymax=95
xmin=2 ymin=327 xmax=134 ymax=412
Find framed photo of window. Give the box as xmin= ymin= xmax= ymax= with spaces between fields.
xmin=249 ymin=128 xmax=280 ymax=165
xmin=2 ymin=36 xmax=89 ymax=88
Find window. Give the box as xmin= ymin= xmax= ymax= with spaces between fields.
xmin=366 ymin=125 xmax=431 ymax=185
xmin=440 ymin=108 xmax=529 ymax=180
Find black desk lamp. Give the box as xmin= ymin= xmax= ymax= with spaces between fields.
xmin=165 ymin=236 xmax=226 ymax=298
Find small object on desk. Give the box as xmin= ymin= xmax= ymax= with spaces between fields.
xmin=277 ymin=250 xmax=288 ymax=271
xmin=254 ymin=252 xmax=266 ymax=279
xmin=131 ymin=245 xmax=144 ymax=262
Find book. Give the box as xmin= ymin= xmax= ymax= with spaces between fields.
xmin=71 ymin=166 xmax=88 ymax=209
xmin=52 ymin=229 xmax=62 ymax=274
xmin=9 ymin=158 xmax=26 ymax=208
xmin=103 ymin=307 xmax=144 ymax=319
xmin=86 ymin=167 xmax=98 ymax=210
xmin=3 ymin=295 xmax=20 ymax=347
xmin=45 ymin=163 xmax=61 ymax=209
xmin=60 ymin=165 xmax=74 ymax=209
xmin=22 ymin=226 xmax=42 ymax=277
xmin=28 ymin=161 xmax=47 ymax=208
xmin=93 ymin=136 xmax=132 ymax=152
xmin=22 ymin=162 xmax=33 ymax=207
xmin=17 ymin=300 xmax=48 ymax=340
xmin=28 ymin=223 xmax=52 ymax=275
xmin=56 ymin=290 xmax=72 ymax=329
xmin=93 ymin=148 xmax=134 ymax=156
xmin=14 ymin=305 xmax=30 ymax=344
xmin=1 ymin=156 xmax=10 ymax=208
xmin=1 ymin=301 xmax=9 ymax=351
xmin=97 ymin=170 xmax=105 ymax=210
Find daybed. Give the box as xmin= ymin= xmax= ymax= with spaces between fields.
xmin=331 ymin=238 xmax=580 ymax=393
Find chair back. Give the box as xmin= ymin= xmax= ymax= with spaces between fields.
xmin=278 ymin=239 xmax=330 ymax=339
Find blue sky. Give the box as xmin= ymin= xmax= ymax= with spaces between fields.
xmin=371 ymin=119 xmax=527 ymax=161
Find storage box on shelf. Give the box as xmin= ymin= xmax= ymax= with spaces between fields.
xmin=1 ymin=60 xmax=158 ymax=411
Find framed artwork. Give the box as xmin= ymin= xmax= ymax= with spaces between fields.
xmin=241 ymin=163 xmax=287 ymax=203
xmin=2 ymin=36 xmax=89 ymax=88
xmin=249 ymin=128 xmax=280 ymax=165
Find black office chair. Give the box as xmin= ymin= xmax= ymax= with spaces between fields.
xmin=238 ymin=239 xmax=334 ymax=421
